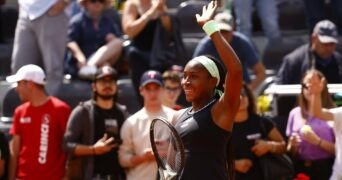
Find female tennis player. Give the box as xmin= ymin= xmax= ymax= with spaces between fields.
xmin=173 ymin=1 xmax=243 ymax=179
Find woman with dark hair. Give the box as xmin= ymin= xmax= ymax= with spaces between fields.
xmin=173 ymin=1 xmax=243 ymax=179
xmin=232 ymin=83 xmax=287 ymax=180
xmin=286 ymin=69 xmax=335 ymax=180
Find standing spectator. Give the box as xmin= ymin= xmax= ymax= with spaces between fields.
xmin=303 ymin=0 xmax=342 ymax=35
xmin=11 ymin=0 xmax=70 ymax=95
xmin=0 ymin=132 xmax=9 ymax=180
xmin=6 ymin=64 xmax=71 ymax=180
xmin=65 ymin=0 xmax=123 ymax=79
xmin=310 ymin=71 xmax=342 ymax=180
xmin=286 ymin=69 xmax=335 ymax=180
xmin=193 ymin=12 xmax=266 ymax=90
xmin=232 ymin=0 xmax=281 ymax=42
xmin=63 ymin=65 xmax=128 ymax=179
xmin=277 ymin=20 xmax=342 ymax=84
xmin=121 ymin=0 xmax=173 ymax=101
xmin=119 ymin=70 xmax=175 ymax=180
xmin=232 ymin=83 xmax=287 ymax=180
xmin=162 ymin=70 xmax=183 ymax=110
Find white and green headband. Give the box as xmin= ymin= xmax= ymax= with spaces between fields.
xmin=192 ymin=56 xmax=220 ymax=87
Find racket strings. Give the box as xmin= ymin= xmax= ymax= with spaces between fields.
xmin=154 ymin=121 xmax=183 ymax=175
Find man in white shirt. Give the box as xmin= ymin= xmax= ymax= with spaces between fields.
xmin=310 ymin=71 xmax=342 ymax=180
xmin=119 ymin=70 xmax=175 ymax=180
xmin=11 ymin=0 xmax=70 ymax=95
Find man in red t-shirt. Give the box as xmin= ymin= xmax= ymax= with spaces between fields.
xmin=6 ymin=64 xmax=71 ymax=180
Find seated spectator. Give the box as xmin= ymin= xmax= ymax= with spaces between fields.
xmin=232 ymin=83 xmax=287 ymax=179
xmin=193 ymin=12 xmax=266 ymax=91
xmin=121 ymin=0 xmax=174 ymax=100
xmin=162 ymin=70 xmax=183 ymax=110
xmin=65 ymin=0 xmax=123 ymax=79
xmin=286 ymin=69 xmax=335 ymax=180
xmin=277 ymin=20 xmax=342 ymax=84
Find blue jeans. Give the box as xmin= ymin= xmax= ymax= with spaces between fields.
xmin=233 ymin=0 xmax=280 ymax=41
xmin=303 ymin=0 xmax=342 ymax=35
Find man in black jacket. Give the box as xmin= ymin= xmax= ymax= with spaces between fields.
xmin=277 ymin=20 xmax=342 ymax=84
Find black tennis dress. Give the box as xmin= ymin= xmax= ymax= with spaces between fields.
xmin=174 ymin=98 xmax=231 ymax=180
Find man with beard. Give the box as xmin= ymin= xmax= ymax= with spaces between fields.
xmin=63 ymin=65 xmax=128 ymax=180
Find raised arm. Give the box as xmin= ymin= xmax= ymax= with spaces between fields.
xmin=309 ymin=72 xmax=334 ymax=120
xmin=196 ymin=1 xmax=243 ymax=131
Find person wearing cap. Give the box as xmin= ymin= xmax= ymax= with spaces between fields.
xmin=193 ymin=12 xmax=266 ymax=91
xmin=63 ymin=65 xmax=128 ymax=179
xmin=11 ymin=0 xmax=70 ymax=95
xmin=65 ymin=0 xmax=123 ymax=79
xmin=6 ymin=64 xmax=71 ymax=179
xmin=118 ymin=70 xmax=175 ymax=180
xmin=277 ymin=20 xmax=342 ymax=84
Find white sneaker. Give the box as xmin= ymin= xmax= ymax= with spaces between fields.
xmin=78 ymin=65 xmax=97 ymax=80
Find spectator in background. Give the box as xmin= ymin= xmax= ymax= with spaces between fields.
xmin=232 ymin=0 xmax=281 ymax=42
xmin=65 ymin=0 xmax=123 ymax=79
xmin=193 ymin=12 xmax=266 ymax=91
xmin=11 ymin=0 xmax=70 ymax=95
xmin=6 ymin=64 xmax=71 ymax=179
xmin=286 ymin=69 xmax=335 ymax=180
xmin=162 ymin=70 xmax=183 ymax=110
xmin=232 ymin=83 xmax=287 ymax=179
xmin=63 ymin=66 xmax=128 ymax=179
xmin=310 ymin=71 xmax=342 ymax=180
xmin=121 ymin=0 xmax=173 ymax=101
xmin=277 ymin=20 xmax=342 ymax=84
xmin=303 ymin=0 xmax=342 ymax=35
xmin=119 ymin=70 xmax=175 ymax=180
xmin=0 ymin=131 xmax=9 ymax=180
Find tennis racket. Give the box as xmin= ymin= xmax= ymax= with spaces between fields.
xmin=150 ymin=117 xmax=185 ymax=180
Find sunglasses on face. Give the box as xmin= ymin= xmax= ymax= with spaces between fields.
xmin=89 ymin=0 xmax=105 ymax=3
